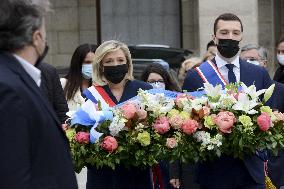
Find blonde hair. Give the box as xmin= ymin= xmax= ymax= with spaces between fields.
xmin=178 ymin=57 xmax=202 ymax=86
xmin=92 ymin=40 xmax=134 ymax=86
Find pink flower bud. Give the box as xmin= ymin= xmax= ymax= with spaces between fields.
xmin=182 ymin=119 xmax=198 ymax=135
xmin=75 ymin=132 xmax=90 ymax=144
xmin=214 ymin=111 xmax=236 ymax=133
xmin=153 ymin=116 xmax=170 ymax=134
xmin=101 ymin=136 xmax=118 ymax=152
xmin=137 ymin=109 xmax=147 ymax=120
xmin=121 ymin=102 xmax=137 ymax=119
xmin=166 ymin=138 xmax=178 ymax=149
xmin=257 ymin=113 xmax=271 ymax=131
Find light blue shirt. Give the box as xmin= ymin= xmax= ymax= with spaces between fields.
xmin=13 ymin=54 xmax=41 ymax=86
xmin=215 ymin=54 xmax=240 ymax=83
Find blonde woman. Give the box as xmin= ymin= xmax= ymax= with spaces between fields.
xmin=86 ymin=40 xmax=152 ymax=189
xmin=177 ymin=57 xmax=202 ymax=86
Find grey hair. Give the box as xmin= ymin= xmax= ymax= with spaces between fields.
xmin=240 ymin=44 xmax=259 ymax=52
xmin=241 ymin=44 xmax=268 ymax=61
xmin=0 ymin=0 xmax=50 ymax=52
xmin=258 ymin=47 xmax=268 ymax=61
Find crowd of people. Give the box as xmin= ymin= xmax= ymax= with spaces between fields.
xmin=1 ymin=0 xmax=284 ymax=189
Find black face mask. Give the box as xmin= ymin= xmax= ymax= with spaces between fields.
xmin=35 ymin=45 xmax=49 ymax=67
xmin=103 ymin=64 xmax=128 ymax=84
xmin=217 ymin=39 xmax=240 ymax=58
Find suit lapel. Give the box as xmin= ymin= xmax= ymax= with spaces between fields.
xmin=239 ymin=60 xmax=251 ymax=85
xmin=2 ymin=53 xmax=63 ymax=129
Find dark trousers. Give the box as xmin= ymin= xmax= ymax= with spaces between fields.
xmin=197 ymin=157 xmax=265 ymax=189
xmin=86 ymin=165 xmax=152 ymax=189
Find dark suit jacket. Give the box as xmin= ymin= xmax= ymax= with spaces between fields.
xmin=270 ymin=81 xmax=284 ymax=112
xmin=268 ymin=81 xmax=284 ymax=188
xmin=0 ymin=52 xmax=77 ymax=189
xmin=182 ymin=58 xmax=273 ymax=185
xmin=38 ymin=63 xmax=69 ymax=123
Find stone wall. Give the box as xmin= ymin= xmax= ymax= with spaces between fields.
xmin=44 ymin=0 xmax=283 ymax=75
xmin=45 ymin=0 xmax=97 ymax=69
xmin=198 ymin=0 xmax=259 ymax=57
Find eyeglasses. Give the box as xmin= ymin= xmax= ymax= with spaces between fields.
xmin=246 ymin=58 xmax=258 ymax=61
xmin=147 ymin=79 xmax=164 ymax=84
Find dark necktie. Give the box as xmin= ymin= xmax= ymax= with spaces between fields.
xmin=225 ymin=64 xmax=236 ymax=83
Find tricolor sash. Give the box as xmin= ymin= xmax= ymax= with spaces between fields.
xmin=71 ymin=85 xmax=116 ymax=143
xmin=83 ymin=85 xmax=116 ymax=110
xmin=195 ymin=60 xmax=228 ymax=88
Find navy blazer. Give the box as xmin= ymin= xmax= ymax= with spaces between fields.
xmin=183 ymin=58 xmax=273 ymax=92
xmin=0 ymin=53 xmax=77 ymax=189
xmin=182 ymin=58 xmax=274 ymax=185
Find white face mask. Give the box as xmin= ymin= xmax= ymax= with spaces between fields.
xmin=277 ymin=54 xmax=284 ymax=66
xmin=247 ymin=60 xmax=260 ymax=66
xmin=149 ymin=82 xmax=166 ymax=90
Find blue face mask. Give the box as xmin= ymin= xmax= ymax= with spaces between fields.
xmin=82 ymin=64 xmax=93 ymax=79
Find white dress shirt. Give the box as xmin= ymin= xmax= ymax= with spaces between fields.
xmin=215 ymin=54 xmax=240 ymax=83
xmin=13 ymin=54 xmax=41 ymax=86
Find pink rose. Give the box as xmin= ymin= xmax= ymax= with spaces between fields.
xmin=175 ymin=94 xmax=187 ymax=108
xmin=137 ymin=109 xmax=147 ymax=120
xmin=101 ymin=136 xmax=118 ymax=152
xmin=121 ymin=102 xmax=137 ymax=119
xmin=153 ymin=116 xmax=170 ymax=134
xmin=169 ymin=115 xmax=183 ymax=129
xmin=166 ymin=138 xmax=178 ymax=149
xmin=75 ymin=132 xmax=90 ymax=144
xmin=273 ymin=111 xmax=284 ymax=122
xmin=214 ymin=111 xmax=236 ymax=133
xmin=182 ymin=119 xmax=198 ymax=135
xmin=257 ymin=113 xmax=272 ymax=131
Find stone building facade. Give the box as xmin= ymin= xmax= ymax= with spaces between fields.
xmin=46 ymin=0 xmax=284 ymax=75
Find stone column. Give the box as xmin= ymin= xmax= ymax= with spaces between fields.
xmin=181 ymin=0 xmax=200 ymax=55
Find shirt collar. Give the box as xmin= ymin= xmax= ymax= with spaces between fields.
xmin=215 ymin=53 xmax=240 ymax=69
xmin=13 ymin=54 xmax=41 ymax=86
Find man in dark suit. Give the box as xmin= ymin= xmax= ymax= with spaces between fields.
xmin=38 ymin=62 xmax=69 ymax=124
xmin=240 ymin=43 xmax=284 ymax=188
xmin=0 ymin=0 xmax=77 ymax=188
xmin=183 ymin=13 xmax=273 ymax=189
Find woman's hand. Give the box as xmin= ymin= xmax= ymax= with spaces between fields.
xmin=61 ymin=123 xmax=69 ymax=131
xmin=169 ymin=178 xmax=180 ymax=188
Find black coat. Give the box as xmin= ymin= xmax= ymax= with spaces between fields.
xmin=0 ymin=53 xmax=77 ymax=189
xmin=38 ymin=63 xmax=69 ymax=123
xmin=273 ymin=65 xmax=284 ymax=84
xmin=169 ymin=161 xmax=200 ymax=189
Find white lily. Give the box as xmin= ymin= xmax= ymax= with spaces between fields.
xmin=190 ymin=96 xmax=208 ymax=111
xmin=219 ymin=94 xmax=237 ymax=109
xmin=204 ymin=83 xmax=222 ymax=99
xmin=241 ymin=83 xmax=266 ymax=100
xmin=263 ymin=84 xmax=275 ymax=103
xmin=232 ymin=93 xmax=259 ymax=114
